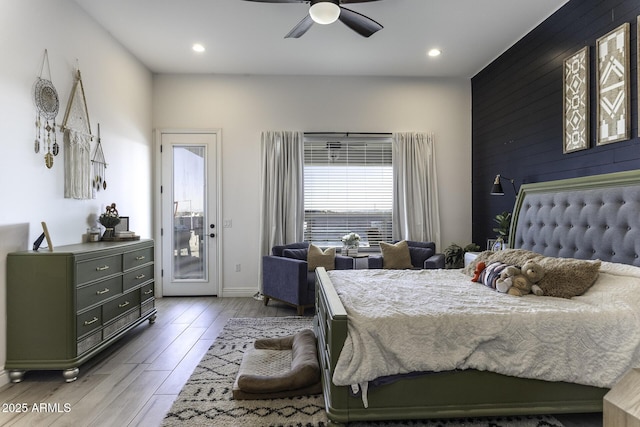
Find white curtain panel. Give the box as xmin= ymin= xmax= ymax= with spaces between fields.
xmin=259 ymin=130 xmax=305 ymax=259
xmin=392 ymin=132 xmax=441 ymax=250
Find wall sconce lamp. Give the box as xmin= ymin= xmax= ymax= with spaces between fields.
xmin=490 ymin=174 xmax=517 ymax=196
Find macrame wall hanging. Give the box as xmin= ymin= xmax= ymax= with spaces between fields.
xmin=62 ymin=68 xmax=93 ymax=200
xmin=33 ymin=49 xmax=60 ymax=168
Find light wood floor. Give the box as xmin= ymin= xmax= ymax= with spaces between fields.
xmin=0 ymin=297 xmax=603 ymax=427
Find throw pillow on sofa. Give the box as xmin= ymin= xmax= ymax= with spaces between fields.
xmin=380 ymin=240 xmax=413 ymax=269
xmin=307 ymin=244 xmax=336 ymax=271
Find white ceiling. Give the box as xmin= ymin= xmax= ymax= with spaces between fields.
xmin=72 ymin=0 xmax=569 ymax=78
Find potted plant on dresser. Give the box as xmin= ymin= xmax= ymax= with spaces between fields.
xmin=492 ymin=211 xmax=512 ymax=250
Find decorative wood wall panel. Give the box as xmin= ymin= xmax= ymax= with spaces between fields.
xmin=596 ymin=23 xmax=630 ymax=145
xmin=563 ymin=46 xmax=589 ymax=153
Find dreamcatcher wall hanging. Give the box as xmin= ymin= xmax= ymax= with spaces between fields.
xmin=62 ymin=68 xmax=93 ymax=200
xmin=92 ymin=123 xmax=108 ymax=192
xmin=33 ymin=49 xmax=59 ymax=168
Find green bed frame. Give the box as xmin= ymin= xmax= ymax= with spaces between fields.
xmin=315 ymin=268 xmax=606 ymax=425
xmin=312 ymin=170 xmax=640 ymax=425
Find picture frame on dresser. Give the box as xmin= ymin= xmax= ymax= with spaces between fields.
xmin=596 ymin=22 xmax=630 ymax=145
xmin=487 ymin=239 xmax=507 ymax=251
xmin=115 ymin=216 xmax=129 ymax=232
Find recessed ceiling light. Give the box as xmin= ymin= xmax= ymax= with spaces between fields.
xmin=192 ymin=43 xmax=205 ymax=53
xmin=428 ymin=48 xmax=441 ymax=57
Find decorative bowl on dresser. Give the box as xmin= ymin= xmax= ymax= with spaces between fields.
xmin=6 ymin=239 xmax=157 ymax=383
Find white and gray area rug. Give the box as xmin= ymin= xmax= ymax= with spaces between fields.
xmin=162 ymin=316 xmax=564 ymax=427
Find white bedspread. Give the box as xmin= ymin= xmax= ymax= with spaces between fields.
xmin=329 ymin=262 xmax=640 ymax=391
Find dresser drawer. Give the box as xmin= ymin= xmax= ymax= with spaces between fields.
xmin=141 ymin=282 xmax=154 ymax=303
xmin=103 ymin=290 xmax=141 ymax=324
xmin=77 ymin=306 xmax=102 ymax=338
xmin=77 ymin=254 xmax=122 ymax=285
xmin=141 ymin=298 xmax=155 ymax=316
xmin=123 ymin=265 xmax=154 ymax=291
xmin=123 ymin=246 xmax=153 ymax=270
xmin=77 ymin=276 xmax=123 ymax=310
xmin=77 ymin=330 xmax=102 ymax=356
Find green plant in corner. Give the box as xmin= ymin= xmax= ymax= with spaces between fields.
xmin=444 ymin=242 xmax=480 ymax=269
xmin=493 ymin=211 xmax=512 ymax=243
xmin=464 ymin=243 xmax=481 ymax=253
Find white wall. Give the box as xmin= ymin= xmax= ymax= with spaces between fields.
xmin=153 ymin=74 xmax=472 ymax=296
xmin=0 ymin=0 xmax=153 ymax=384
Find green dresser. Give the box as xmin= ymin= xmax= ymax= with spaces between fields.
xmin=6 ymin=239 xmax=157 ymax=383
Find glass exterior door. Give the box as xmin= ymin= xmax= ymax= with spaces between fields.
xmin=161 ymin=132 xmax=218 ymax=296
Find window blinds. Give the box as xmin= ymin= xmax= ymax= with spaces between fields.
xmin=303 ymin=134 xmax=393 ymax=248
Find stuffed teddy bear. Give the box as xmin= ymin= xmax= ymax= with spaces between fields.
xmin=495 ymin=265 xmax=521 ymax=293
xmin=497 ymin=260 xmax=545 ymax=296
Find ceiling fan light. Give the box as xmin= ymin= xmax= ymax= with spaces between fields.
xmin=310 ymin=1 xmax=340 ymax=25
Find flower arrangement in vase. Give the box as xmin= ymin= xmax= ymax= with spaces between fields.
xmin=99 ymin=203 xmax=120 ymax=239
xmin=341 ymin=232 xmax=361 ymax=256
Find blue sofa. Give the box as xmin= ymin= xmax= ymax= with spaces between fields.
xmin=368 ymin=241 xmax=445 ymax=269
xmin=262 ymin=242 xmax=354 ymax=315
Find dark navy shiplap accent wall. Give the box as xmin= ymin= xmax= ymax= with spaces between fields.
xmin=471 ymin=0 xmax=640 ymax=248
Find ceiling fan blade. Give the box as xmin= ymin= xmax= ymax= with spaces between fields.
xmin=242 ymin=0 xmax=304 ymax=3
xmin=338 ymin=6 xmax=383 ymax=37
xmin=285 ymin=14 xmax=314 ymax=38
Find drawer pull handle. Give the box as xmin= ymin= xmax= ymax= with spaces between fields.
xmin=84 ymin=317 xmax=99 ymax=326
xmin=136 ymin=274 xmax=146 ymax=280
xmin=119 ymin=301 xmax=130 ymax=309
xmin=96 ymin=265 xmax=110 ymax=271
xmin=144 ymin=289 xmax=153 ymax=295
xmin=96 ymin=288 xmax=110 ymax=295
xmin=135 ymin=256 xmax=146 ymax=261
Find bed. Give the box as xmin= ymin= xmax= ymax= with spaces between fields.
xmin=314 ymin=169 xmax=640 ymax=425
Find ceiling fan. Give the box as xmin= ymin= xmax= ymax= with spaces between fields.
xmin=243 ymin=0 xmax=384 ymax=38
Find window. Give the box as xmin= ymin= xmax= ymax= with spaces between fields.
xmin=303 ymin=134 xmax=393 ymax=249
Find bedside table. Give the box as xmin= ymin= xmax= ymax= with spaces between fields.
xmin=348 ymin=253 xmax=369 ymax=269
xmin=604 ymin=368 xmax=640 ymax=426
xmin=464 ymin=251 xmax=479 ymax=267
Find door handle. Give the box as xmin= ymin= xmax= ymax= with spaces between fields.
xmin=209 ymin=233 xmax=216 ymax=238
xmin=210 ymin=224 xmax=215 ymax=229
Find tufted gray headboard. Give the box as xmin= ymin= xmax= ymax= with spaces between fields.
xmin=510 ymin=170 xmax=640 ymax=267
